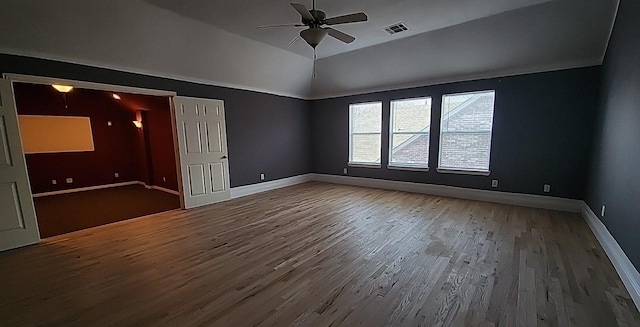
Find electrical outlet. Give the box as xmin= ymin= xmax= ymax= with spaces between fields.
xmin=601 ymin=205 xmax=606 ymax=217
xmin=260 ymin=173 xmax=265 ymax=181
xmin=543 ymin=184 xmax=551 ymax=193
xmin=491 ymin=180 xmax=498 ymax=188
xmin=107 ymin=121 xmax=112 ymax=126
xmin=163 ymin=177 xmax=166 ymax=182
xmin=343 ymin=168 xmax=348 ymax=174
xmin=51 ymin=180 xmax=57 ymax=185
xmin=66 ymin=178 xmax=73 ymax=184
xmin=114 ymin=172 xmax=119 ymax=178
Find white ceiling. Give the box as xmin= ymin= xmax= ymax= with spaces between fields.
xmin=144 ymin=0 xmax=552 ymax=59
xmin=311 ymin=0 xmax=619 ymax=98
xmin=0 ymin=0 xmax=313 ymax=98
xmin=0 ymin=0 xmax=618 ymax=99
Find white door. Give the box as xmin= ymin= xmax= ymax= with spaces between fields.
xmin=0 ymin=80 xmax=40 ymax=251
xmin=173 ymin=96 xmax=230 ymax=209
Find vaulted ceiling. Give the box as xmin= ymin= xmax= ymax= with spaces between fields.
xmin=0 ymin=0 xmax=618 ymax=99
xmin=144 ymin=0 xmax=553 ymax=59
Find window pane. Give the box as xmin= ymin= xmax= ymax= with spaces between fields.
xmin=390 ymin=134 xmax=429 ymax=166
xmin=392 ymin=98 xmax=431 ymax=133
xmin=439 ymin=91 xmax=495 ymax=171
xmin=351 ymin=102 xmax=382 ymax=133
xmin=351 ymin=134 xmax=381 ymax=163
xmin=441 ymin=91 xmax=495 ymax=133
xmin=439 ymin=132 xmax=491 ymax=170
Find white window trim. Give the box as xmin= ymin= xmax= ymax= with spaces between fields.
xmin=348 ymin=162 xmax=382 ymax=168
xmin=436 ymin=168 xmax=490 ymax=176
xmin=437 ymin=90 xmax=496 ymax=173
xmin=348 ymin=101 xmax=383 ymax=167
xmin=388 ymin=97 xmax=432 ymax=169
xmin=387 ymin=164 xmax=429 ymax=172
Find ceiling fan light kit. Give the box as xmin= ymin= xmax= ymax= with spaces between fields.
xmin=300 ymin=28 xmax=328 ymax=48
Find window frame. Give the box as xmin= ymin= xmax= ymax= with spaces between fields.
xmin=437 ymin=90 xmax=496 ymax=175
xmin=348 ymin=101 xmax=383 ymax=168
xmin=387 ymin=96 xmax=432 ymax=170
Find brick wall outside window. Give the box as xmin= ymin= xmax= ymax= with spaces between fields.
xmin=392 ymin=93 xmax=494 ymax=169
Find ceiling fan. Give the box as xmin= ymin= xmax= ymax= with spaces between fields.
xmin=257 ymin=1 xmax=368 ymax=51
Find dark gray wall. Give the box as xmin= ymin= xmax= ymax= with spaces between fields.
xmin=586 ymin=0 xmax=640 ymax=269
xmin=0 ymin=54 xmax=311 ymax=188
xmin=311 ymin=67 xmax=601 ymax=199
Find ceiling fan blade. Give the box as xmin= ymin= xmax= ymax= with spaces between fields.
xmin=324 ymin=12 xmax=368 ymax=25
xmin=326 ymin=28 xmax=355 ymax=44
xmin=287 ymin=35 xmax=301 ymax=48
xmin=290 ymin=3 xmax=314 ymax=21
xmin=256 ymin=23 xmax=304 ymax=29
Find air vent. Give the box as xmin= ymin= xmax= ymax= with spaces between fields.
xmin=384 ymin=22 xmax=409 ymax=35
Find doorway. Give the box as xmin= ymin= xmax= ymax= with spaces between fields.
xmin=0 ymin=74 xmax=232 ymax=250
xmin=13 ymin=82 xmax=181 ymax=237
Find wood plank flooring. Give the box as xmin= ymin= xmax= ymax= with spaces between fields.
xmin=0 ymin=182 xmax=638 ymax=326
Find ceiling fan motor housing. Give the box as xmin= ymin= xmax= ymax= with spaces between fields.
xmin=308 ymin=10 xmax=326 ymax=25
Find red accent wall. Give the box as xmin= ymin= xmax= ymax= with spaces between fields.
xmin=144 ymin=106 xmax=179 ymax=190
xmin=120 ymin=94 xmax=178 ymax=191
xmin=13 ymin=83 xmax=178 ymax=193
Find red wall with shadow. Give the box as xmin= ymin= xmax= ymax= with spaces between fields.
xmin=14 ymin=83 xmax=178 ymax=194
xmin=128 ymin=95 xmax=179 ymax=191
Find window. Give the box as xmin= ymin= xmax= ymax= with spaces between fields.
xmin=349 ymin=102 xmax=382 ymax=166
xmin=438 ymin=90 xmax=495 ymax=173
xmin=389 ymin=97 xmax=432 ymax=169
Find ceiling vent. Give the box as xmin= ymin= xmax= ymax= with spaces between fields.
xmin=384 ymin=22 xmax=408 ymax=35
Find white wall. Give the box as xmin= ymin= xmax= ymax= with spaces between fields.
xmin=0 ymin=0 xmax=313 ymax=98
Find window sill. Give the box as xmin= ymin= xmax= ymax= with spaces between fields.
xmin=436 ymin=168 xmax=490 ymax=176
xmin=387 ymin=165 xmax=429 ymax=172
xmin=348 ymin=162 xmax=381 ymax=169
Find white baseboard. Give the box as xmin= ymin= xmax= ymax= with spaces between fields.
xmin=310 ymin=174 xmax=582 ymax=212
xmin=32 ymin=181 xmax=141 ymax=197
xmin=32 ymin=181 xmax=180 ymax=197
xmin=581 ymin=202 xmax=640 ymax=311
xmin=149 ymin=185 xmax=180 ymax=195
xmin=230 ymin=174 xmax=313 ymax=199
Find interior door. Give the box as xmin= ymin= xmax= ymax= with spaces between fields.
xmin=173 ymin=96 xmax=230 ymax=209
xmin=0 ymin=79 xmax=40 ymax=251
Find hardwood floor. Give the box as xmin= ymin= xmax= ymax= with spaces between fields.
xmin=0 ymin=182 xmax=638 ymax=326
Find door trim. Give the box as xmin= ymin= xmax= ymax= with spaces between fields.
xmin=3 ymin=73 xmax=177 ymax=97
xmin=169 ymin=97 xmax=186 ymax=209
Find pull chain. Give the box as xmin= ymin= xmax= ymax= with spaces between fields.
xmin=313 ymin=47 xmax=317 ymax=79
